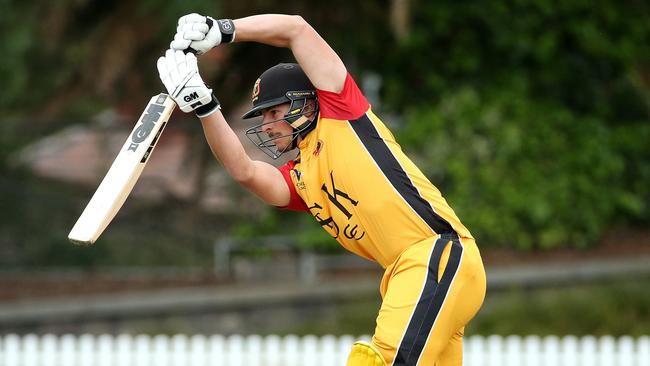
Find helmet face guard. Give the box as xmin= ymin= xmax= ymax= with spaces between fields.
xmin=245 ymin=91 xmax=318 ymax=159
xmin=242 ymin=63 xmax=319 ymax=159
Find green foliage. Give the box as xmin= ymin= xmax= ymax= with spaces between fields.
xmin=398 ymin=81 xmax=631 ymax=249
xmin=468 ymin=279 xmax=650 ymax=337
xmin=232 ymin=209 xmax=345 ymax=253
xmin=0 ymin=170 xmax=235 ymax=268
xmin=611 ymin=123 xmax=650 ymax=222
xmin=232 ymin=0 xmax=650 ymax=251
xmin=267 ymin=278 xmax=650 ymax=337
xmin=369 ymin=0 xmax=650 ymax=249
xmin=0 ymin=1 xmax=37 ymax=112
xmin=0 ymin=0 xmax=222 ymax=118
xmin=273 ymin=296 xmax=382 ymax=337
xmin=378 ymin=0 xmax=650 ymax=114
xmin=1 ymin=0 xmax=649 ymax=259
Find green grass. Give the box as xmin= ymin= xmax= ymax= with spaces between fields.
xmin=274 ymin=277 xmax=650 ymax=337
xmin=467 ymin=277 xmax=650 ymax=337
xmin=272 ymin=297 xmax=382 ymax=336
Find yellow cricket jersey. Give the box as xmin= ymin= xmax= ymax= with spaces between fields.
xmin=278 ymin=73 xmax=473 ymax=268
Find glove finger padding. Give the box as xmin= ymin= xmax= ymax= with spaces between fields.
xmin=178 ymin=13 xmax=205 ymax=26
xmin=173 ymin=49 xmax=187 ymax=76
xmin=177 ymin=22 xmax=210 ymax=40
xmin=164 ymin=49 xmax=182 ymax=88
xmin=156 ymin=49 xmax=219 ymax=116
xmin=156 ymin=57 xmax=174 ymax=94
xmin=188 ymin=23 xmax=221 ymax=54
xmin=173 ymin=13 xmax=226 ymax=55
xmin=181 ymin=30 xmax=208 ymax=42
xmin=176 ymin=21 xmax=204 ymax=33
xmin=170 ymin=32 xmax=191 ymax=51
xmin=185 ymin=51 xmax=199 ymax=71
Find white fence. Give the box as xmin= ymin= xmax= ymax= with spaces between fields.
xmin=1 ymin=334 xmax=649 ymax=366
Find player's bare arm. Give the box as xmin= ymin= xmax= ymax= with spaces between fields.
xmin=171 ymin=14 xmax=347 ymax=93
xmin=200 ymin=111 xmax=290 ymax=207
xmin=156 ymin=49 xmax=290 ymax=207
xmin=233 ymin=15 xmax=347 ymax=93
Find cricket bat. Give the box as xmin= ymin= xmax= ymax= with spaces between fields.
xmin=68 ymin=93 xmax=176 ymax=245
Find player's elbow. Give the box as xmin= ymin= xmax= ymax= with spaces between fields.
xmin=288 ymin=15 xmax=310 ymax=39
xmin=230 ymin=165 xmax=255 ymax=186
xmin=290 ymin=15 xmax=308 ymax=27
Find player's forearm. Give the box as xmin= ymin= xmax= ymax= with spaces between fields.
xmin=233 ymin=14 xmax=307 ymax=48
xmin=200 ymin=110 xmax=255 ymax=183
xmin=232 ymin=14 xmax=345 ymax=92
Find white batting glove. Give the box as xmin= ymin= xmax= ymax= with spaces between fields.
xmin=157 ymin=49 xmax=220 ymax=118
xmin=170 ymin=13 xmax=235 ymax=55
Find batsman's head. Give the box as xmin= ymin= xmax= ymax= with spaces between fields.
xmin=243 ymin=63 xmax=319 ymax=159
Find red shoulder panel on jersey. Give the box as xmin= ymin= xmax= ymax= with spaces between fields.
xmin=276 ymin=160 xmax=309 ymax=212
xmin=316 ymin=73 xmax=370 ymax=120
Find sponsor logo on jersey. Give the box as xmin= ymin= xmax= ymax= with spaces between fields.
xmin=307 ymin=171 xmax=365 ymax=241
xmin=314 ymin=140 xmax=324 ymax=156
xmin=292 ymin=168 xmax=306 ymax=190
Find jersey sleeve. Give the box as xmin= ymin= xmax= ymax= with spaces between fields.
xmin=276 ymin=161 xmax=309 ymax=212
xmin=316 ymin=73 xmax=370 ymax=120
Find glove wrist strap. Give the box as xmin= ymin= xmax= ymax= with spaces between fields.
xmin=211 ymin=18 xmax=235 ymax=43
xmin=195 ymin=94 xmax=221 ymax=118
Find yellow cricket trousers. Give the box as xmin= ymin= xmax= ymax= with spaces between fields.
xmin=371 ymin=233 xmax=486 ymax=365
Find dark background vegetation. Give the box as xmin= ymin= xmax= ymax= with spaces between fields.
xmin=0 ymin=0 xmax=648 ymax=336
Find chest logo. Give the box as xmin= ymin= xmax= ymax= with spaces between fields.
xmin=307 ymin=171 xmax=365 ymax=241
xmin=291 ymin=168 xmax=306 ymax=190
xmin=313 ymin=139 xmax=324 ymax=156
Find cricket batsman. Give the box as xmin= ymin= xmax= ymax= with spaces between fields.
xmin=157 ymin=13 xmax=486 ymax=366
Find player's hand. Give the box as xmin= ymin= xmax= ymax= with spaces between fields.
xmin=170 ymin=13 xmax=235 ymax=55
xmin=157 ymin=49 xmax=220 ymax=117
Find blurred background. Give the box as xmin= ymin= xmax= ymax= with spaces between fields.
xmin=1 ymin=0 xmax=649 ymax=355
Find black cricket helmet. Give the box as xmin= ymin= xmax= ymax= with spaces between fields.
xmin=243 ymin=63 xmax=319 ymax=159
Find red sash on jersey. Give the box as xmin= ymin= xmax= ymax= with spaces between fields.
xmin=276 ymin=73 xmax=369 ymax=211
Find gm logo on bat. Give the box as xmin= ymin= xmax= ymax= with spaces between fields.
xmin=127 ymin=102 xmax=165 ymax=152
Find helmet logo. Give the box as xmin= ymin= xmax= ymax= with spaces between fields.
xmin=252 ymin=78 xmax=261 ymax=102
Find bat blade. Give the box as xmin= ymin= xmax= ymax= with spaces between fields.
xmin=68 ymin=93 xmax=176 ymax=245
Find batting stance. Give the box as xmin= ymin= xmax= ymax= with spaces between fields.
xmin=157 ymin=14 xmax=486 ymax=366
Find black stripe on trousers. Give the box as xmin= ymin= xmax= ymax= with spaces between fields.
xmin=349 ymin=114 xmax=454 ymax=235
xmin=393 ymin=234 xmax=463 ymax=366
xmin=349 ymin=114 xmax=462 ymax=364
